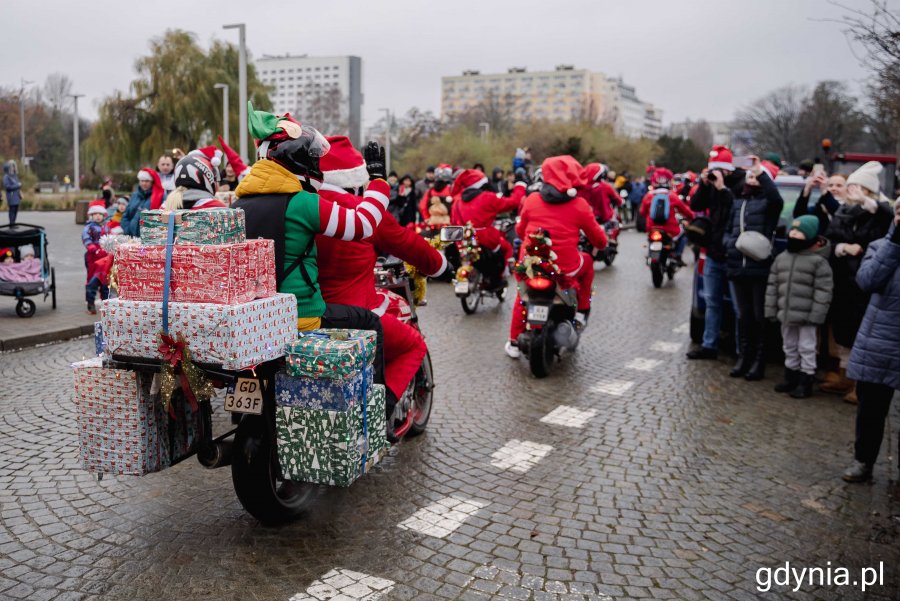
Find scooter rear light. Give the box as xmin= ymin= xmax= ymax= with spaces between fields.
xmin=650 ymin=230 xmax=663 ymax=241
xmin=457 ymin=268 xmax=469 ymax=280
xmin=526 ymin=276 xmax=554 ymax=291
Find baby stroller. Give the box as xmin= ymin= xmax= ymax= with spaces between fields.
xmin=0 ymin=223 xmax=57 ymax=317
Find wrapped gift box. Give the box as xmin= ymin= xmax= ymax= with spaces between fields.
xmin=99 ymin=293 xmax=297 ymax=370
xmin=116 ymin=242 xmax=256 ymax=305
xmin=139 ymin=208 xmax=245 ymax=245
xmin=275 ymin=368 xmax=373 ymax=411
xmin=276 ymin=384 xmax=388 ymax=487
xmin=72 ymin=358 xmax=168 ymax=476
xmin=94 ymin=322 xmax=105 ymax=357
xmin=285 ymin=329 xmax=377 ymax=380
xmin=249 ymin=238 xmax=277 ymax=299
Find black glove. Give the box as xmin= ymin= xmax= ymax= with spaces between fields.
xmin=364 ymin=142 xmax=386 ymax=181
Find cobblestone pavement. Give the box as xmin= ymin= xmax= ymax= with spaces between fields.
xmin=1 ymin=230 xmax=898 ymax=601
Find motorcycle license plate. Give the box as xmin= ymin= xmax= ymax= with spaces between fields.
xmin=454 ymin=281 xmax=469 ymax=294
xmin=649 ymin=241 xmax=663 ymax=251
xmin=527 ymin=304 xmax=549 ymax=323
xmin=224 ymin=378 xmax=263 ymax=415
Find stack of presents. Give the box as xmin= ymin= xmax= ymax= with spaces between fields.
xmin=74 ymin=208 xmax=386 ymax=488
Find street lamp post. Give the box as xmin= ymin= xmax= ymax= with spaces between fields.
xmin=69 ymin=93 xmax=84 ymax=191
xmin=19 ymin=79 xmax=33 ymax=167
xmin=479 ymin=122 xmax=490 ymax=142
xmin=214 ymin=83 xmax=230 ymax=146
xmin=223 ymin=24 xmax=247 ymax=164
xmin=379 ymin=108 xmax=391 ymax=175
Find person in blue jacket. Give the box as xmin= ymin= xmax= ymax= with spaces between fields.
xmin=842 ymin=201 xmax=900 ymax=483
xmin=3 ymin=161 xmax=22 ymax=225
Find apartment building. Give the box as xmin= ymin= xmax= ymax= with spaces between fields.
xmin=255 ymin=54 xmax=363 ymax=146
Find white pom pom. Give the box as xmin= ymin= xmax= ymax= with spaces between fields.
xmin=709 ymin=150 xmax=718 ymax=158
xmin=212 ymin=156 xmax=221 ymax=168
xmin=567 ymin=188 xmax=577 ymax=197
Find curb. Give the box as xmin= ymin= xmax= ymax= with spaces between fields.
xmin=0 ymin=324 xmax=95 ymax=352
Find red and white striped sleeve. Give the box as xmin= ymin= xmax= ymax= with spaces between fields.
xmin=317 ymin=178 xmax=390 ymax=241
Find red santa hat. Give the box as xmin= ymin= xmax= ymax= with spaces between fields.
xmin=217 ymin=136 xmax=250 ymax=180
xmin=137 ymin=167 xmax=165 ymax=210
xmin=707 ymin=145 xmax=734 ymax=171
xmin=319 ymin=136 xmax=369 ymax=189
xmin=651 ymin=168 xmax=674 ymax=187
xmin=450 ymin=169 xmax=489 ymax=196
xmin=87 ymin=199 xmax=107 ymax=216
xmin=760 ymin=160 xmax=779 ymax=180
xmin=192 ymin=146 xmax=223 ymax=169
xmin=582 ymin=162 xmax=608 ymax=183
xmin=542 ymin=155 xmax=587 ymax=197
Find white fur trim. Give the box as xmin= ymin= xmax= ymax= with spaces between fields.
xmin=426 ymin=252 xmax=449 ymax=278
xmin=320 ymin=182 xmax=352 ymax=195
xmin=514 ymin=181 xmax=527 ymax=188
xmin=708 ymin=161 xmax=734 ymax=171
xmin=87 ymin=205 xmax=107 ymax=215
xmin=323 ymin=164 xmax=369 ymax=190
xmin=466 ymin=176 xmax=489 ymax=190
xmin=567 ymin=188 xmax=577 ymax=197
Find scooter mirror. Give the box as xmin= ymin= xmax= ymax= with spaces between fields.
xmin=440 ymin=226 xmax=465 ymax=242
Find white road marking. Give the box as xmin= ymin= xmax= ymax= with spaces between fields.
xmin=590 ymin=379 xmax=635 ymax=396
xmin=539 ymin=405 xmax=597 ymax=428
xmin=490 ymin=439 xmax=554 ymax=473
xmin=650 ymin=340 xmax=682 ymax=353
xmin=673 ymin=322 xmax=690 ymax=334
xmin=397 ymin=495 xmax=488 ymax=539
xmin=288 ymin=568 xmax=394 ymax=600
xmin=625 ymin=358 xmax=663 ymax=371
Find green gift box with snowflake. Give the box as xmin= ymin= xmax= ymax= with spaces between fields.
xmin=285 ymin=329 xmax=376 ymax=380
xmin=276 ymin=384 xmax=388 ymax=487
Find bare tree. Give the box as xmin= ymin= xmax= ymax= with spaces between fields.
xmin=451 ymin=90 xmax=517 ymax=135
xmin=836 ymin=0 xmax=900 ymax=155
xmin=794 ymin=81 xmax=865 ymax=158
xmin=43 ymin=73 xmax=73 ymax=115
xmin=684 ymin=120 xmax=714 ymax=152
xmin=735 ymin=85 xmax=806 ymax=161
xmin=301 ymin=84 xmax=348 ymax=136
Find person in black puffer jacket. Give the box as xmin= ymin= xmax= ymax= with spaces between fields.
xmin=723 ymin=157 xmax=784 ymax=380
xmin=822 ymin=161 xmax=893 ymax=402
xmin=686 ymin=145 xmax=745 ymax=360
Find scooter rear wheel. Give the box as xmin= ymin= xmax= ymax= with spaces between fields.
xmin=529 ymin=328 xmax=554 ymax=378
xmin=460 ymin=272 xmax=482 ymax=314
xmin=407 ymin=352 xmax=434 ymax=437
xmin=651 ymin=263 xmax=664 ymax=288
xmin=231 ymin=415 xmax=315 ymax=525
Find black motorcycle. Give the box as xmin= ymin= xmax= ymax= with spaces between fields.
xmin=646 ymin=228 xmax=680 ymax=288
xmin=516 ymin=273 xmax=581 ymax=378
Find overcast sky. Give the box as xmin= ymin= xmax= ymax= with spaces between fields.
xmin=1 ymin=0 xmax=881 ymax=131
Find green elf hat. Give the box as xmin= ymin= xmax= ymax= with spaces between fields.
xmin=247 ymin=101 xmax=302 ymax=142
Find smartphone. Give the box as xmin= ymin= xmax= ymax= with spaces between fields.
xmin=733 ymin=156 xmax=754 ymax=169
xmin=812 ymin=164 xmax=825 ymax=176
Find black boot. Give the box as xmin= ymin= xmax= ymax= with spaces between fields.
xmin=744 ymin=337 xmax=766 ymax=381
xmin=789 ymin=372 xmax=814 ymax=398
xmin=729 ymin=322 xmax=752 ymax=378
xmin=774 ymin=368 xmax=799 ymax=393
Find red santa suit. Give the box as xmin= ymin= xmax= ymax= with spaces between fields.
xmin=580 ymin=163 xmax=620 ymax=223
xmin=509 ymin=156 xmax=607 ymax=343
xmin=638 ymin=188 xmax=695 ymax=238
xmin=449 ymin=169 xmax=526 ymax=263
xmin=418 ymin=163 xmax=454 ymax=220
xmin=315 ymin=137 xmax=447 ymax=400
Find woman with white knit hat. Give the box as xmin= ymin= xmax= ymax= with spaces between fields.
xmin=822 ymin=161 xmax=894 ymax=402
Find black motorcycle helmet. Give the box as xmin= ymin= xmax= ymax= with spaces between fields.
xmin=262 ymin=125 xmax=330 ymax=182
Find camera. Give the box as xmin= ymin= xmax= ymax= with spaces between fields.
xmin=706 ymin=170 xmax=718 ymax=182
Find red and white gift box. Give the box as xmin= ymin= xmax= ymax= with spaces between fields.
xmin=115 ymin=239 xmax=276 ymax=305
xmin=99 ymin=293 xmax=297 ymax=370
xmin=72 ymin=358 xmax=167 ymax=476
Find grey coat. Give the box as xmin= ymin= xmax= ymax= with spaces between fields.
xmin=847 ymin=224 xmax=900 ymax=389
xmin=765 ymin=239 xmax=833 ymax=325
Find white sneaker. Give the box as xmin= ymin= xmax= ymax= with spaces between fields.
xmin=574 ymin=312 xmax=587 ymax=329
xmin=504 ymin=341 xmax=521 ymax=359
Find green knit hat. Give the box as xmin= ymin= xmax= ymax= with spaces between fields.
xmin=790 ymin=215 xmax=818 ymax=240
xmin=247 ymin=101 xmax=302 ymax=141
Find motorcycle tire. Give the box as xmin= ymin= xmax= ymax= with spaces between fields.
xmin=231 ymin=415 xmax=315 ymax=525
xmin=460 ymin=273 xmax=482 ymax=315
xmin=651 ymin=263 xmax=664 ymax=288
xmin=603 ymin=251 xmax=616 ymax=266
xmin=407 ymin=352 xmax=434 ymax=437
xmin=529 ymin=328 xmax=554 ymax=378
